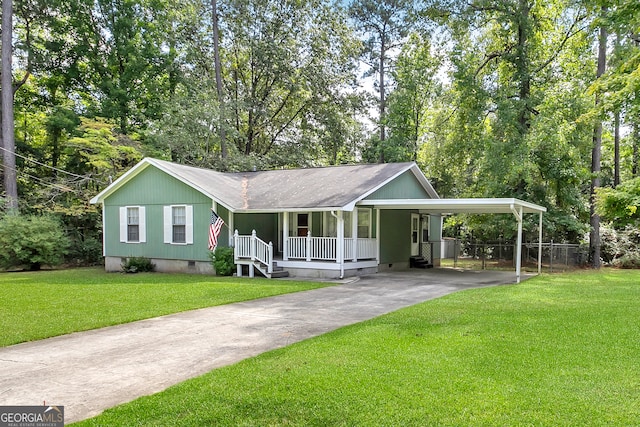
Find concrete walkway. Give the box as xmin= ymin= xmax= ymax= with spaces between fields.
xmin=0 ymin=269 xmax=524 ymax=423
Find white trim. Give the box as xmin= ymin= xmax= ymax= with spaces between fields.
xmin=363 ymin=198 xmax=546 ymax=214
xmin=352 ymin=163 xmax=439 ymax=204
xmin=139 ymin=206 xmax=146 ymax=243
xmin=120 ymin=206 xmax=145 ymax=243
xmin=163 ymin=206 xmax=172 ymax=243
xmin=185 ymin=205 xmax=193 ymax=244
xmin=119 ymin=207 xmax=127 ymax=242
xmin=164 ymin=205 xmax=193 ymax=245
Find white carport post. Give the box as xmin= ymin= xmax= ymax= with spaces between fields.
xmin=283 ymin=212 xmax=289 ymax=261
xmin=511 ymin=204 xmax=523 ymax=284
xmin=538 ymin=212 xmax=543 ymax=275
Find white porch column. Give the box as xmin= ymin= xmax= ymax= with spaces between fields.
xmin=351 ymin=209 xmax=358 ymax=261
xmin=283 ymin=211 xmax=289 ymax=261
xmin=336 ymin=210 xmax=344 ymax=278
xmin=511 ymin=204 xmax=524 ymax=284
xmin=375 ymin=208 xmax=380 ymax=263
xmin=228 ymin=210 xmax=234 ymax=247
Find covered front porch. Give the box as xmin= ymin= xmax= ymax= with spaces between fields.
xmin=231 ymin=206 xmax=440 ymax=279
xmin=233 ymin=229 xmax=381 ymax=279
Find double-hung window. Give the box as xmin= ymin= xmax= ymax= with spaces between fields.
xmin=119 ymin=206 xmax=146 ymax=243
xmin=164 ymin=205 xmax=193 ymax=244
xmin=172 ymin=206 xmax=186 ymax=243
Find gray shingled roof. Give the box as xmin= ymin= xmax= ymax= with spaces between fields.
xmin=149 ymin=158 xmax=427 ymax=211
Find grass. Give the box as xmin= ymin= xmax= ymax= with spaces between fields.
xmin=0 ymin=267 xmax=331 ymax=347
xmin=74 ymin=269 xmax=640 ymax=426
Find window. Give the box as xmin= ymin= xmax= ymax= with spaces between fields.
xmin=119 ymin=206 xmax=146 ymax=243
xmin=163 ymin=205 xmax=193 ymax=244
xmin=357 ymin=208 xmax=371 ymax=238
xmin=172 ymin=206 xmax=186 ymax=243
xmin=288 ymin=212 xmax=312 ymax=237
xmin=127 ymin=207 xmax=140 ymax=242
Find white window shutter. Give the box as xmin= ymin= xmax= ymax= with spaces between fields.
xmin=185 ymin=205 xmax=193 ymax=244
xmin=139 ymin=206 xmax=146 ymax=243
xmin=163 ymin=206 xmax=172 ymax=243
xmin=119 ymin=207 xmax=127 ymax=242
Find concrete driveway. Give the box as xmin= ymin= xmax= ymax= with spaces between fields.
xmin=0 ymin=269 xmax=525 ymax=423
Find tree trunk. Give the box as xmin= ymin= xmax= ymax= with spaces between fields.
xmin=589 ymin=11 xmax=607 ymax=269
xmin=378 ymin=37 xmax=386 ymax=163
xmin=516 ymin=0 xmax=531 ymax=133
xmin=614 ymin=109 xmax=620 ymax=187
xmin=2 ymin=0 xmax=19 ymax=211
xmin=633 ymin=120 xmax=639 ymax=177
xmin=211 ymin=0 xmax=227 ymax=160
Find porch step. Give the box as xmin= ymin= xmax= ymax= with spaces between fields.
xmin=254 ymin=261 xmax=290 ymax=279
xmin=409 ymin=256 xmax=433 ymax=269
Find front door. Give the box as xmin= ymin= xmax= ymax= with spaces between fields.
xmin=411 ymin=213 xmax=420 ymax=256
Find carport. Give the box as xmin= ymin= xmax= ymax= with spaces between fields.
xmin=362 ymin=198 xmax=547 ymax=283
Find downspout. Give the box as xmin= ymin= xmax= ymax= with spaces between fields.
xmin=331 ymin=210 xmax=344 ymax=279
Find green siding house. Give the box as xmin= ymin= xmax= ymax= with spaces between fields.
xmin=90 ymin=158 xmax=445 ymax=278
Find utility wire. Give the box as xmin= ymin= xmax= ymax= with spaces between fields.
xmin=0 ymin=145 xmax=89 ymax=179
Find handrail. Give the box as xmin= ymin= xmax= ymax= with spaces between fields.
xmin=234 ymin=230 xmax=272 ymax=274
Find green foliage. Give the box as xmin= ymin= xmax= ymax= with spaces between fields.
xmin=595 ymin=177 xmax=640 ymax=226
xmin=121 ymin=257 xmax=155 ymax=274
xmin=209 ymin=247 xmax=235 ymax=276
xmin=0 ymin=214 xmax=70 ymax=271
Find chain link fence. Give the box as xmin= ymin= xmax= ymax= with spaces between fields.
xmin=441 ymin=239 xmax=588 ymax=272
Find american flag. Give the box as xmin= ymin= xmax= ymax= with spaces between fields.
xmin=208 ymin=209 xmax=225 ymax=251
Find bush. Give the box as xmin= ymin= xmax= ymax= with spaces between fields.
xmin=209 ymin=246 xmax=235 ymax=276
xmin=0 ymin=214 xmax=70 ymax=270
xmin=613 ymin=253 xmax=640 ymax=269
xmin=121 ymin=257 xmax=155 ymax=273
xmin=67 ymin=236 xmax=104 ymax=266
xmin=600 ymin=224 xmax=640 ymax=268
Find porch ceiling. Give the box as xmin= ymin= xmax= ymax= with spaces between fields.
xmin=361 ymin=198 xmax=547 ymax=214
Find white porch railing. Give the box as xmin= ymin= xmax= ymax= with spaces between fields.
xmin=345 ymin=238 xmax=377 ymax=260
xmin=234 ymin=230 xmax=273 ymax=274
xmin=286 ymin=232 xmax=376 ymax=261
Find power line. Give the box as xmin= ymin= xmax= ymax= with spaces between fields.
xmin=0 ymin=146 xmax=89 ymax=179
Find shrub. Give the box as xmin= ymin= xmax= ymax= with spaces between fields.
xmin=612 ymin=253 xmax=640 ymax=269
xmin=0 ymin=214 xmax=70 ymax=271
xmin=600 ymin=224 xmax=640 ymax=268
xmin=121 ymin=257 xmax=155 ymax=273
xmin=210 ymin=246 xmax=235 ymax=276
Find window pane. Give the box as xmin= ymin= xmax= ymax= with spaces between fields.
xmin=358 ymin=209 xmax=370 ymax=238
xmin=127 ymin=207 xmax=139 ymax=225
xmin=344 ymin=211 xmax=352 ymax=238
xmin=173 ymin=225 xmax=186 ymax=243
xmin=128 ymin=225 xmax=139 ymax=242
xmin=172 ymin=206 xmax=186 ymax=225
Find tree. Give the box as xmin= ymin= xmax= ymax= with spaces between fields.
xmin=219 ymin=0 xmax=360 ymax=165
xmin=385 ymin=32 xmax=441 ymax=162
xmin=418 ymin=0 xmax=595 ymax=242
xmin=2 ymin=0 xmax=18 ymax=211
xmin=211 ymin=0 xmax=227 ymax=159
xmin=349 ymin=0 xmax=414 ymax=162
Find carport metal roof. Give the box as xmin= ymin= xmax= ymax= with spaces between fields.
xmin=361 ymin=197 xmax=546 ymax=214
xmin=361 ymin=198 xmax=546 ymax=284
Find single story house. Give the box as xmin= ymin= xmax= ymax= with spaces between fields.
xmin=90 ymin=158 xmax=546 ymax=282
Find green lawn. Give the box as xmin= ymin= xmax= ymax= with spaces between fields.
xmin=0 ymin=267 xmax=330 ymax=347
xmin=74 ymin=269 xmax=640 ymax=426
